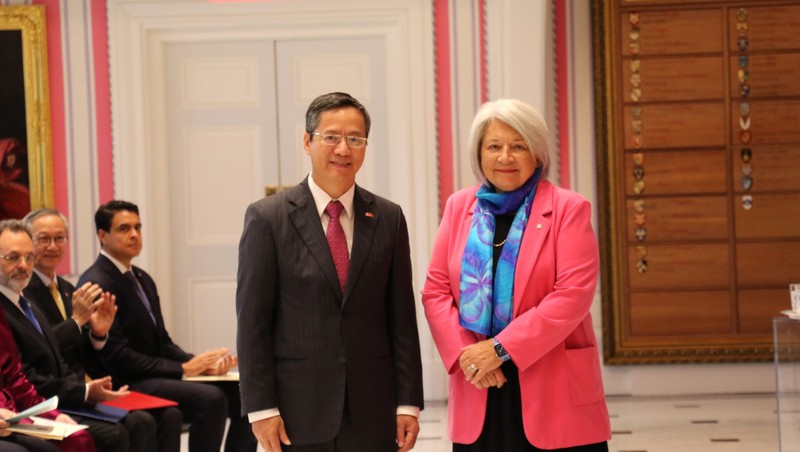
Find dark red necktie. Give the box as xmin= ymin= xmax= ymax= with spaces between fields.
xmin=325 ymin=201 xmax=349 ymax=292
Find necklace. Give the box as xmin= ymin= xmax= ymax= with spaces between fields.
xmin=493 ymin=238 xmax=507 ymax=247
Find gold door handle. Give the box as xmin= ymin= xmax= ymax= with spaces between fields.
xmin=264 ymin=185 xmax=293 ymax=197
xmin=265 ymin=185 xmax=279 ymax=197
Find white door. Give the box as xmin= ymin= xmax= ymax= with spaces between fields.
xmin=273 ymin=37 xmax=389 ymax=195
xmin=165 ymin=37 xmax=392 ymax=354
xmin=164 ymin=40 xmax=278 ymax=352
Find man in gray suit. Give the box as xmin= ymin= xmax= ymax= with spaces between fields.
xmin=236 ymin=92 xmax=424 ymax=452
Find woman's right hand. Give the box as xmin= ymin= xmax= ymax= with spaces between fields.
xmin=472 ymin=367 xmax=507 ymax=390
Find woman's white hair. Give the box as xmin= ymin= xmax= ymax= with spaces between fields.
xmin=468 ymin=99 xmax=551 ymax=185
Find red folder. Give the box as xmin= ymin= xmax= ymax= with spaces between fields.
xmin=100 ymin=391 xmax=178 ymax=411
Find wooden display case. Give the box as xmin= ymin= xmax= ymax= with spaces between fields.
xmin=593 ymin=0 xmax=800 ymax=363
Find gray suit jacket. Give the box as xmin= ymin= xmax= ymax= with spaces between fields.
xmin=235 ymin=178 xmax=423 ymax=445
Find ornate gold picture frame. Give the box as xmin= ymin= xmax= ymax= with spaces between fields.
xmin=0 ymin=5 xmax=53 ymax=220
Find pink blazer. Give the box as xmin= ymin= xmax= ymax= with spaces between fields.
xmin=421 ymin=180 xmax=611 ymax=449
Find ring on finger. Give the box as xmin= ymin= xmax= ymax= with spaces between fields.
xmin=468 ymin=363 xmax=478 ymax=373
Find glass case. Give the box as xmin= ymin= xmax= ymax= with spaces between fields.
xmin=774 ymin=316 xmax=800 ymax=451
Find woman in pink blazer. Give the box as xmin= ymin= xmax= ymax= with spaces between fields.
xmin=422 ymin=99 xmax=610 ymax=451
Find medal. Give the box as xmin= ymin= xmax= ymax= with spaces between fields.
xmin=741 ymin=175 xmax=753 ymax=191
xmin=633 ymin=165 xmax=645 ymax=180
xmin=736 ymin=8 xmax=748 ymax=22
xmin=740 ymin=130 xmax=752 ymax=144
xmin=738 ymin=55 xmax=749 ymax=69
xmin=737 ymin=37 xmax=749 ymax=52
xmin=742 ymin=194 xmax=753 ymax=211
xmin=739 ymin=102 xmax=750 ymax=116
xmin=739 ymin=83 xmax=750 ymax=97
xmin=739 ymin=116 xmax=751 ymax=131
xmin=633 ymin=180 xmax=645 ymax=195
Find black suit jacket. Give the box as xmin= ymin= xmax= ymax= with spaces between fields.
xmin=236 ymin=178 xmax=424 ymax=445
xmin=0 ymin=293 xmax=88 ymax=409
xmin=78 ymin=255 xmax=192 ymax=385
xmin=23 ymin=273 xmax=93 ymax=377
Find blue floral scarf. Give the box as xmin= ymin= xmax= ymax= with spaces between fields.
xmin=458 ymin=169 xmax=541 ymax=336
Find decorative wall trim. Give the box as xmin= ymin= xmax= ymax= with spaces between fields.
xmin=434 ymin=0 xmax=453 ymax=215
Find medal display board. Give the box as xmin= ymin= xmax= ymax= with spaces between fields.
xmin=593 ymin=1 xmax=800 ymax=363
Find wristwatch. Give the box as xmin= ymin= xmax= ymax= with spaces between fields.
xmin=493 ymin=338 xmax=510 ymax=362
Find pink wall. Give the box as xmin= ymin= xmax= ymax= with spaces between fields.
xmin=34 ymin=0 xmax=114 ymax=274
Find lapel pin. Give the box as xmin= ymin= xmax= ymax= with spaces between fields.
xmin=365 ymin=212 xmax=374 ymax=218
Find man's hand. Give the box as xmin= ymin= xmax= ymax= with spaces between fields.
xmin=89 ymin=292 xmax=117 ymax=338
xmin=252 ymin=416 xmax=290 ymax=452
xmin=0 ymin=408 xmax=15 ymax=437
xmin=203 ymin=353 xmax=237 ymax=376
xmin=86 ymin=376 xmax=130 ymax=404
xmin=396 ymin=414 xmax=419 ymax=452
xmin=181 ymin=348 xmax=230 ymax=377
xmin=458 ymin=339 xmax=503 ymax=384
xmin=71 ymin=282 xmax=104 ymax=327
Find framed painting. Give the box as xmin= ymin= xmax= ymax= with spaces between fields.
xmin=0 ymin=5 xmax=53 ymax=220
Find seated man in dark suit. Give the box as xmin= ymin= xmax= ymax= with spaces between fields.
xmin=78 ymin=200 xmax=256 ymax=452
xmin=0 ymin=219 xmax=96 ymax=452
xmin=18 ymin=208 xmax=182 ymax=452
xmin=22 ymin=208 xmax=106 ymax=377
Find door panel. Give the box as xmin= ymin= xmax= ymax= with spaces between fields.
xmin=274 ymin=38 xmax=390 ymax=196
xmin=165 ymin=40 xmax=278 ymax=353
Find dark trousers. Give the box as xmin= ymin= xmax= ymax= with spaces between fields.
xmin=131 ymin=378 xmax=256 ymax=452
xmin=81 ymin=416 xmax=133 ymax=452
xmin=453 ymin=361 xmax=608 ymax=452
xmin=75 ymin=406 xmax=180 ymax=452
xmin=0 ymin=435 xmax=60 ymax=452
xmin=150 ymin=407 xmax=183 ymax=452
xmin=283 ymin=397 xmax=395 ymax=452
xmin=212 ymin=381 xmax=257 ymax=452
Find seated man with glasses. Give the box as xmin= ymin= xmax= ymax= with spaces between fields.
xmin=22 ymin=209 xmax=107 ymax=374
xmin=0 ymin=219 xmax=98 ymax=452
